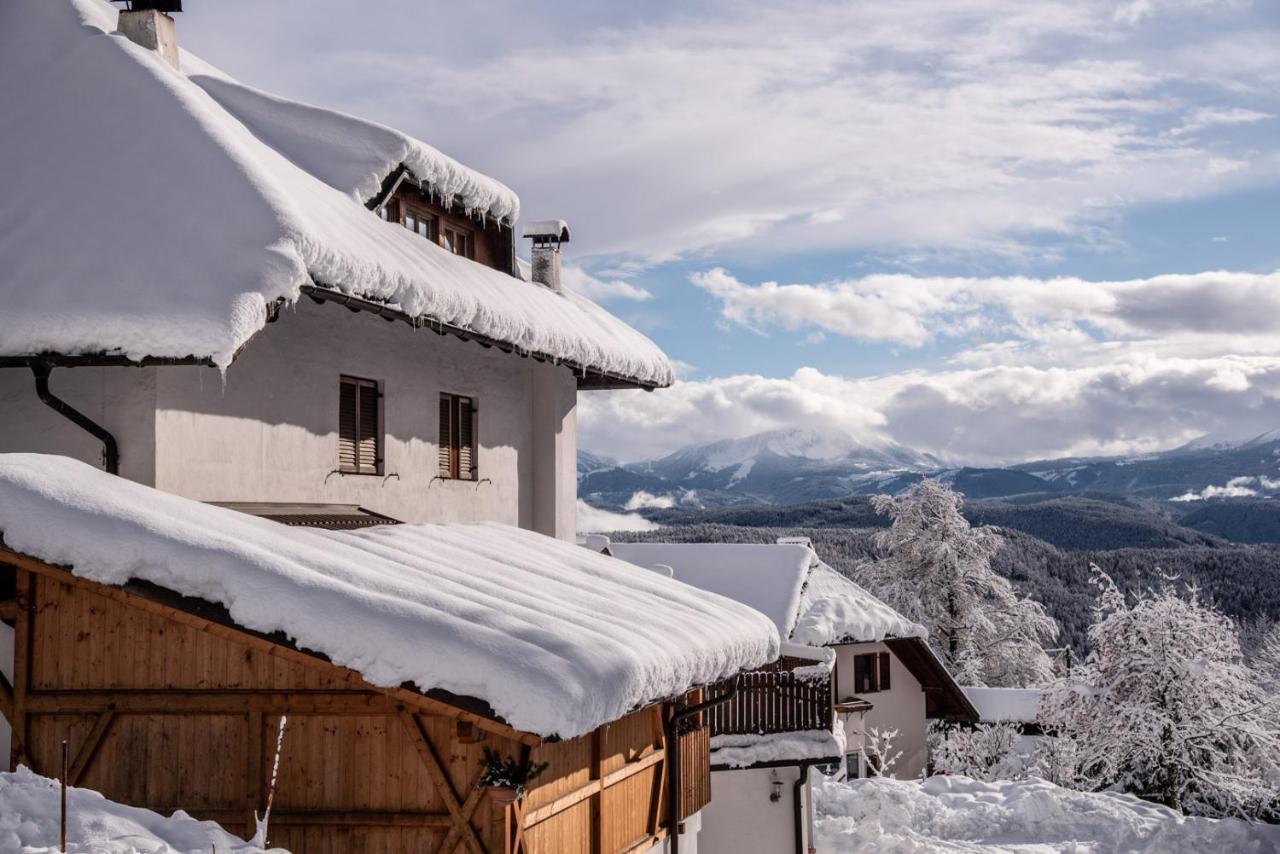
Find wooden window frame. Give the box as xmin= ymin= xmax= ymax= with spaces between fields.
xmin=853 ymin=652 xmax=892 ymax=694
xmin=338 ymin=375 xmax=383 ymax=476
xmin=438 ymin=392 xmax=477 ymax=481
xmin=443 ymin=224 xmax=474 ymax=260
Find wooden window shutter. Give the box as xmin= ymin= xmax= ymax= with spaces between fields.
xmin=439 ymin=394 xmax=454 ymax=478
xmin=338 ymin=379 xmax=358 ymax=472
xmin=457 ymin=396 xmax=475 ymax=480
xmin=854 ymin=654 xmax=868 ymax=694
xmin=879 ymin=652 xmax=891 ymax=692
xmin=339 ymin=376 xmax=380 ymax=474
xmin=357 ymin=381 xmax=380 ymax=474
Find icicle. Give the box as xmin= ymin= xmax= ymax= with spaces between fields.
xmin=252 ymin=715 xmax=289 ymax=848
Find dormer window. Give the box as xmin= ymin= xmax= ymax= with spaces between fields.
xmin=443 ymin=225 xmax=473 ymax=260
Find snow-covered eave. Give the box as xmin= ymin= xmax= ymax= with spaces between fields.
xmin=364 ymin=162 xmax=519 ymax=231
xmin=299 ymin=284 xmax=670 ymax=390
xmin=0 ymin=542 xmax=548 ymax=745
xmin=0 ymin=285 xmax=670 ymax=390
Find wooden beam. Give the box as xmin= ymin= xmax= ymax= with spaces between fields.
xmin=67 ymin=710 xmax=115 ymax=786
xmin=24 ymin=690 xmax=403 ymax=715
xmin=267 ymin=810 xmax=455 ymax=827
xmin=9 ymin=569 xmax=33 ymax=773
xmin=0 ymin=599 xmax=16 ymax=622
xmin=522 ymin=750 xmax=666 ymax=829
xmin=0 ymin=549 xmax=540 ymax=746
xmin=400 ymin=712 xmax=488 ymax=854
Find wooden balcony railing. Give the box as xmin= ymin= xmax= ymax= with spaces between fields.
xmin=706 ymin=663 xmax=834 ymax=736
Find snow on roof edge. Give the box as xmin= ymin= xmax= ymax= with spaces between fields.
xmin=0 ymin=454 xmax=777 ymax=738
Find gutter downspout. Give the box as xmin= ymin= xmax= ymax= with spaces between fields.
xmin=793 ymin=761 xmax=816 ymax=854
xmin=31 ymin=361 xmax=119 ymax=475
xmin=666 ymin=678 xmax=738 ymax=854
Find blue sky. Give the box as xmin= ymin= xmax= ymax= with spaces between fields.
xmin=177 ymin=0 xmax=1280 ymax=464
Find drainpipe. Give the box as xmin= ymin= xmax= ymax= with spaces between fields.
xmin=793 ymin=762 xmax=816 ymax=854
xmin=31 ymin=362 xmax=119 ymax=474
xmin=665 ymin=677 xmax=738 ymax=854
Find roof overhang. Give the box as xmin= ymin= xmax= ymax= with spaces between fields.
xmin=883 ymin=637 xmax=981 ymax=723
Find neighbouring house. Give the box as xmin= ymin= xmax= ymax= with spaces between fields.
xmin=0 ymin=1 xmax=781 ymax=852
xmin=962 ymin=686 xmax=1048 ymax=768
xmin=607 ymin=539 xmax=980 ymax=777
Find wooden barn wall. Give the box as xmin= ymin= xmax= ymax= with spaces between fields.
xmin=1 ymin=561 xmax=715 ymax=854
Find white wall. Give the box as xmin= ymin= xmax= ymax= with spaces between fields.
xmin=0 ymin=365 xmax=157 ymax=484
xmin=700 ymin=766 xmax=804 ymax=854
xmin=150 ymin=299 xmax=578 ymax=536
xmin=834 ymin=641 xmax=929 ymax=779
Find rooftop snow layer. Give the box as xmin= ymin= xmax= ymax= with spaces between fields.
xmin=0 ymin=455 xmax=777 ymax=738
xmin=0 ymin=0 xmax=672 ymax=387
xmin=962 ymin=687 xmax=1044 ymax=724
xmin=792 ymin=563 xmax=927 ymax=646
xmin=609 ymin=541 xmax=926 ymax=646
xmin=609 ymin=543 xmax=814 ymax=636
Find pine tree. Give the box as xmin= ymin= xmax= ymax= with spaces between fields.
xmin=857 ymin=479 xmax=1057 ymax=686
xmin=1041 ymin=568 xmax=1279 ymax=817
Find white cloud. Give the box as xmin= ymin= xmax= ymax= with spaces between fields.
xmin=1170 ymin=475 xmax=1280 ymax=501
xmin=580 ymin=356 xmax=1280 ymax=466
xmin=561 ymin=264 xmax=653 ymax=302
xmin=576 ymin=500 xmax=658 ymax=533
xmin=623 ymin=491 xmax=675 ymax=510
xmin=231 ymin=0 xmax=1280 ymax=265
xmin=692 ymin=268 xmax=1280 ymax=352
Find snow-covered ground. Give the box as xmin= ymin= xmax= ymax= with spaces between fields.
xmin=813 ymin=773 xmax=1280 ymax=853
xmin=0 ymin=767 xmax=278 ymax=853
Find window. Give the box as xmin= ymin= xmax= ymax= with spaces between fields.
xmin=338 ymin=376 xmax=381 ymax=474
xmin=378 ymin=206 xmax=389 ymax=221
xmin=402 ymin=207 xmax=437 ymax=242
xmin=438 ymin=393 xmax=477 ymax=480
xmin=853 ymin=652 xmax=891 ymax=694
xmin=443 ymin=225 xmax=473 ymax=259
xmin=844 ymin=752 xmax=862 ymax=779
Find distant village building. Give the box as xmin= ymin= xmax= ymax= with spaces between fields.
xmin=601 ymin=538 xmax=978 ymax=853
xmin=0 ymin=1 xmax=783 ymax=852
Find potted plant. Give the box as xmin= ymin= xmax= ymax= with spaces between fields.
xmin=477 ymin=747 xmax=549 ymax=807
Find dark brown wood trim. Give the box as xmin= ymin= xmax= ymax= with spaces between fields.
xmin=401 ymin=712 xmax=488 ymax=854
xmin=67 ymin=710 xmax=115 ymax=785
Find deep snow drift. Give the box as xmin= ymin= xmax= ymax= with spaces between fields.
xmin=0 ymin=767 xmax=275 ymax=854
xmin=0 ymin=454 xmax=778 ymax=738
xmin=813 ymin=773 xmax=1280 ymax=853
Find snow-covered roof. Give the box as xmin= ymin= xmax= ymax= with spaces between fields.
xmin=607 ymin=540 xmax=927 ymax=646
xmin=608 ymin=543 xmax=814 ymax=636
xmin=792 ymin=563 xmax=928 ymax=646
xmin=0 ymin=0 xmax=672 ymax=388
xmin=962 ymin=687 xmax=1044 ymax=725
xmin=523 ymin=220 xmax=571 ymax=242
xmin=0 ymin=454 xmax=778 ymax=738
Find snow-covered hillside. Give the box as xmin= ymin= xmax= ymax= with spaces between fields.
xmin=813 ymin=774 xmax=1280 ymax=853
xmin=0 ymin=767 xmax=276 ymax=853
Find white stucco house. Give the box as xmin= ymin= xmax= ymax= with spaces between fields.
xmin=0 ymin=1 xmax=786 ymax=851
xmin=601 ymin=537 xmax=978 ymax=853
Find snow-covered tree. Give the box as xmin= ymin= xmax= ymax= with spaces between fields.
xmin=1041 ymin=568 xmax=1279 ymax=818
xmin=929 ymin=721 xmax=1028 ymax=781
xmin=1250 ymin=622 xmax=1280 ymax=695
xmin=857 ymin=479 xmax=1057 ymax=686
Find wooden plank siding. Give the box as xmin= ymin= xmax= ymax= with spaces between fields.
xmin=705 ymin=669 xmax=834 ymax=737
xmin=0 ymin=554 xmax=712 ymax=853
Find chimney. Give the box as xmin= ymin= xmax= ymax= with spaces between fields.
xmin=115 ymin=1 xmax=182 ymax=71
xmin=523 ymin=220 xmax=571 ymax=293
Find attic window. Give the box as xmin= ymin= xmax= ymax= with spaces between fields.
xmin=404 ymin=208 xmax=437 ymax=241
xmin=443 ymin=225 xmax=474 ymax=260
xmin=438 ymin=393 xmax=477 ymax=481
xmin=339 ymin=375 xmax=382 ymax=475
xmin=853 ymin=652 xmax=891 ymax=694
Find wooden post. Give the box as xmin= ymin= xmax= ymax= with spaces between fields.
xmin=60 ymin=739 xmax=68 ymax=852
xmin=11 ymin=570 xmax=33 ymax=772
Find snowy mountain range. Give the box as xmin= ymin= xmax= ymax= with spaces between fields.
xmin=579 ymin=428 xmax=1280 ymax=509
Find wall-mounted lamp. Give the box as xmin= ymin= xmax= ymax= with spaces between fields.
xmin=769 ymin=771 xmax=783 ymax=803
